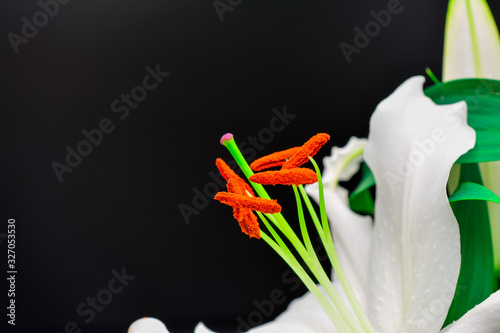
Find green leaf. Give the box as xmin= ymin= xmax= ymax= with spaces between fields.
xmin=349 ymin=163 xmax=375 ymax=215
xmin=449 ymin=181 xmax=500 ymax=204
xmin=424 ymin=78 xmax=500 ymax=164
xmin=444 ymin=163 xmax=495 ymax=326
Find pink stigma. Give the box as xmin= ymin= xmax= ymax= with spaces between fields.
xmin=220 ymin=133 xmax=233 ymax=145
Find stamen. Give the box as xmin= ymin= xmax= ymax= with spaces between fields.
xmin=250 ymin=147 xmax=301 ymax=171
xmin=214 ymin=192 xmax=282 ymax=213
xmin=233 ymin=208 xmax=260 ymax=238
xmin=215 ymin=133 xmax=374 ymax=332
xmin=215 ymin=134 xmax=373 ymax=333
xmin=216 ymin=158 xmax=255 ymax=196
xmin=219 ymin=180 xmax=262 ymax=238
xmin=282 ymin=133 xmax=330 ymax=169
xmin=249 ymin=168 xmax=318 ymax=186
xmin=226 ymin=178 xmax=244 ymax=195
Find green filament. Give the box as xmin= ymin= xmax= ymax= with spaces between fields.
xmin=308 ymin=157 xmax=374 ymax=333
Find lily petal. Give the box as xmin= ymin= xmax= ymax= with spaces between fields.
xmin=247 ymin=285 xmax=337 ymax=333
xmin=194 ymin=286 xmax=336 ymax=333
xmin=128 ymin=317 xmax=170 ymax=333
xmin=443 ymin=0 xmax=500 ymax=80
xmin=194 ymin=323 xmax=216 ymax=333
xmin=441 ymin=290 xmax=500 ymax=333
xmin=364 ymin=76 xmax=476 ymax=332
xmin=322 ymin=137 xmax=367 ymax=191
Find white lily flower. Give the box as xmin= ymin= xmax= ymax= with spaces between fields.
xmin=128 ymin=318 xmax=169 ymax=333
xmin=129 ymin=76 xmax=500 ymax=333
xmin=443 ymin=0 xmax=500 ymax=273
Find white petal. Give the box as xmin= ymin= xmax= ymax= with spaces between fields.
xmin=195 ymin=287 xmax=337 ymax=333
xmin=443 ymin=0 xmax=500 ymax=80
xmin=194 ymin=290 xmax=339 ymax=333
xmin=128 ymin=317 xmax=170 ymax=333
xmin=322 ymin=137 xmax=367 ymax=190
xmin=364 ymin=76 xmax=476 ymax=333
xmin=246 ymin=286 xmax=336 ymax=333
xmin=441 ymin=290 xmax=500 ymax=333
xmin=194 ymin=323 xmax=216 ymax=333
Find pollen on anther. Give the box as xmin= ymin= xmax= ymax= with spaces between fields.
xmin=250 ymin=147 xmax=301 ymax=171
xmin=249 ymin=168 xmax=318 ymax=186
xmin=216 ymin=158 xmax=254 ymax=196
xmin=214 ymin=192 xmax=281 ymax=213
xmin=226 ymin=178 xmax=244 ymax=195
xmin=282 ymin=133 xmax=330 ymax=169
xmin=234 ymin=208 xmax=260 ymax=239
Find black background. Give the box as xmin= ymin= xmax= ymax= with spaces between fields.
xmin=1 ymin=1 xmax=498 ymax=332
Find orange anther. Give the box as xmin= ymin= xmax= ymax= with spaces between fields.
xmin=214 ymin=133 xmax=329 ymax=239
xmin=250 ymin=147 xmax=301 ymax=171
xmin=226 ymin=178 xmax=244 ymax=195
xmin=234 ymin=208 xmax=260 ymax=238
xmin=249 ymin=168 xmax=318 ymax=186
xmin=215 ymin=186 xmax=282 ymax=239
xmin=214 ymin=192 xmax=282 ymax=214
xmin=216 ymin=158 xmax=254 ymax=196
xmin=282 ymin=133 xmax=330 ymax=169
